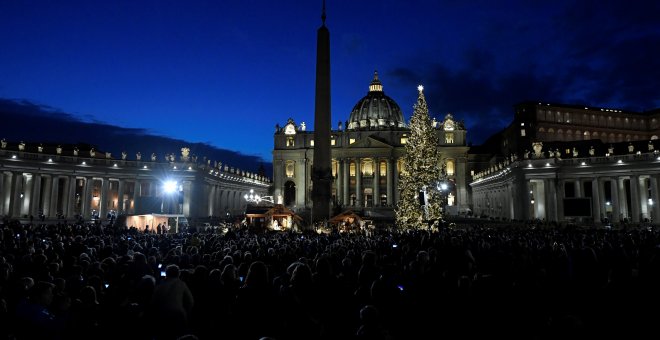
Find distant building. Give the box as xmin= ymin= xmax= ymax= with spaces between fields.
xmin=471 ymin=102 xmax=660 ymax=224
xmin=0 ymin=143 xmax=268 ymax=224
xmin=272 ymin=72 xmax=470 ymax=218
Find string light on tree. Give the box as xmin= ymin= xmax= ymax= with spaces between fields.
xmin=395 ymin=85 xmax=445 ymax=229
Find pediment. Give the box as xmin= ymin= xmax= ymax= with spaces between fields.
xmin=348 ymin=136 xmax=394 ymax=149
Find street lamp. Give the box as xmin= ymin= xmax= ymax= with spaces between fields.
xmin=244 ymin=189 xmax=274 ymax=205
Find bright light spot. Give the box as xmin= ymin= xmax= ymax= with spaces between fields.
xmin=545 ymin=163 xmax=550 ymax=166
xmin=163 ymin=180 xmax=177 ymax=194
xmin=649 ymin=198 xmax=654 ymax=206
xmin=143 ymin=165 xmax=147 ymax=169
xmin=173 ymin=166 xmax=177 ymax=169
xmin=606 ymin=201 xmax=611 ymax=206
xmin=581 ymin=162 xmax=586 ymax=166
xmin=113 ymin=163 xmax=117 ymax=167
xmin=528 ymin=164 xmax=532 ymax=168
xmin=188 ymin=166 xmax=192 ymax=170
xmin=11 ymin=155 xmax=16 ymax=159
xmin=82 ymin=161 xmax=86 ymax=165
xmin=617 ymin=160 xmax=623 ymax=164
xmin=48 ymin=158 xmax=52 ymax=162
xmin=530 ymin=190 xmax=533 ymax=194
xmin=417 ymin=85 xmax=424 ymax=92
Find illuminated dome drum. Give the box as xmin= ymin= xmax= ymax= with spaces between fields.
xmin=347 ymin=71 xmax=405 ymax=130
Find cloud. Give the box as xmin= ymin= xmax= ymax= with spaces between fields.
xmin=0 ymin=98 xmax=272 ymax=175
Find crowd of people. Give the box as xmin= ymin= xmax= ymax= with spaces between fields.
xmin=1 ymin=218 xmax=659 ymax=339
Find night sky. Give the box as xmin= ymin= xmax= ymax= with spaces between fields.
xmin=1 ymin=0 xmax=659 ymax=163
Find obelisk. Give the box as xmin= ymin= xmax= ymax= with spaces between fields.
xmin=311 ymin=1 xmax=331 ymax=222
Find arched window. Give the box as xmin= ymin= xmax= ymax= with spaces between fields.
xmin=285 ymin=161 xmax=295 ymax=177
xmin=446 ymin=159 xmax=455 ymax=176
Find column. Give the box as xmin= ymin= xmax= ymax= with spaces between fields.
xmin=557 ymin=180 xmax=565 ymax=222
xmin=639 ymin=177 xmax=649 ymax=221
xmin=22 ymin=174 xmax=33 ymax=217
xmin=574 ymin=179 xmax=582 ymax=197
xmin=591 ymin=177 xmax=601 ymax=225
xmin=31 ymin=174 xmax=42 ymax=216
xmin=373 ymin=159 xmax=380 ymax=207
xmin=66 ymin=176 xmax=77 ymax=219
xmin=618 ymin=178 xmax=628 ymax=220
xmin=117 ymin=179 xmax=125 ymax=214
xmin=0 ymin=172 xmax=4 ymax=215
xmin=598 ymin=178 xmax=606 ymax=223
xmin=544 ymin=179 xmax=555 ymax=222
xmin=611 ymin=178 xmax=620 ymax=223
xmin=133 ymin=180 xmax=141 ymax=214
xmin=355 ymin=158 xmax=362 ymax=207
xmin=650 ymin=175 xmax=660 ymax=223
xmin=49 ymin=176 xmax=59 ymax=217
xmin=100 ymin=178 xmax=110 ymax=219
xmin=9 ymin=172 xmax=22 ymax=218
xmin=386 ymin=158 xmax=393 ymax=206
xmin=42 ymin=176 xmax=52 ymax=217
xmin=630 ymin=175 xmax=641 ymax=223
xmin=335 ymin=159 xmax=342 ymax=205
xmin=82 ymin=177 xmax=93 ymax=219
xmin=343 ymin=159 xmax=350 ymax=206
xmin=393 ymin=159 xmax=400 ymax=204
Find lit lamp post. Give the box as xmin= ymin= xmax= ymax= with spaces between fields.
xmin=163 ymin=180 xmax=179 ymax=214
xmin=244 ymin=189 xmax=274 ymax=205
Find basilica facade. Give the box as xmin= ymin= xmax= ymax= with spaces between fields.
xmin=272 ymin=72 xmax=470 ymax=218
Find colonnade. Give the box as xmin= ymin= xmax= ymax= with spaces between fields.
xmin=472 ymin=167 xmax=660 ymax=224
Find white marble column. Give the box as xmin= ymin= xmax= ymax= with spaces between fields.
xmin=30 ymin=174 xmax=42 ymax=216
xmin=386 ymin=158 xmax=393 ymax=206
xmin=545 ymin=179 xmax=557 ymax=222
xmin=611 ymin=178 xmax=620 ymax=223
xmin=9 ymin=172 xmax=23 ymax=218
xmin=557 ymin=180 xmax=565 ymax=222
xmin=49 ymin=176 xmax=59 ymax=217
xmin=393 ymin=159 xmax=400 ymax=204
xmin=574 ymin=179 xmax=582 ymax=198
xmin=82 ymin=177 xmax=94 ymax=219
xmin=650 ymin=175 xmax=660 ymax=223
xmin=335 ymin=160 xmax=341 ymax=205
xmin=591 ymin=177 xmax=601 ymax=224
xmin=66 ymin=176 xmax=76 ymax=219
xmin=132 ymin=180 xmax=141 ymax=214
xmin=355 ymin=158 xmax=362 ymax=207
xmin=630 ymin=175 xmax=641 ymax=222
xmin=22 ymin=174 xmax=33 ymax=216
xmin=117 ymin=179 xmax=125 ymax=214
xmin=342 ymin=159 xmax=350 ymax=205
xmin=42 ymin=176 xmax=52 ymax=217
xmin=0 ymin=172 xmax=4 ymax=215
xmin=618 ymin=178 xmax=628 ymax=219
xmin=373 ymin=159 xmax=380 ymax=207
xmin=639 ymin=177 xmax=649 ymax=221
xmin=100 ymin=178 xmax=110 ymax=219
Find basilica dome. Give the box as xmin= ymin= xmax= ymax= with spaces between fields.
xmin=347 ymin=72 xmax=405 ymax=130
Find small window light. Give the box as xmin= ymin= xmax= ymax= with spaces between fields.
xmin=581 ymin=162 xmax=586 ymax=166
xmin=82 ymin=161 xmax=86 ymax=165
xmin=11 ymin=155 xmax=16 ymax=159
xmin=188 ymin=166 xmax=192 ymax=170
xmin=113 ymin=163 xmax=117 ymax=167
xmin=545 ymin=163 xmax=550 ymax=166
xmin=617 ymin=160 xmax=622 ymax=164
xmin=528 ymin=164 xmax=533 ymax=168
xmin=48 ymin=158 xmax=53 ymax=163
xmin=143 ymin=165 xmax=148 ymax=169
xmin=173 ymin=166 xmax=177 ymax=169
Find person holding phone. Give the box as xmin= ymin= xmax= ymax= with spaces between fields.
xmin=149 ymin=264 xmax=195 ymax=338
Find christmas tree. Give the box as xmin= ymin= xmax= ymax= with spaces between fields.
xmin=395 ymin=85 xmax=444 ymax=229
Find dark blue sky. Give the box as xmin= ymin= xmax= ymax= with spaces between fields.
xmin=1 ymin=0 xmax=659 ymax=162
